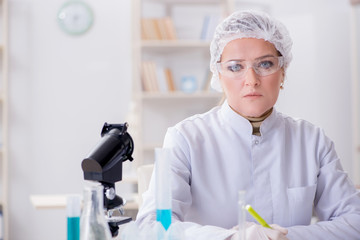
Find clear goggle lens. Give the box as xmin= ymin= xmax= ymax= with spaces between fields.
xmin=217 ymin=56 xmax=284 ymax=79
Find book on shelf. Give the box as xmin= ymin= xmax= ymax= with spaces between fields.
xmin=156 ymin=18 xmax=169 ymax=40
xmin=157 ymin=67 xmax=168 ymax=92
xmin=141 ymin=17 xmax=177 ymax=40
xmin=163 ymin=17 xmax=177 ymax=40
xmin=141 ymin=61 xmax=176 ymax=92
xmin=141 ymin=18 xmax=160 ymax=40
xmin=148 ymin=61 xmax=159 ymax=91
xmin=200 ymin=15 xmax=221 ymax=40
xmin=164 ymin=68 xmax=176 ymax=91
xmin=141 ymin=61 xmax=158 ymax=92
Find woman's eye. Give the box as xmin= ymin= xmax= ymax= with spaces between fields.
xmin=258 ymin=60 xmax=274 ymax=69
xmin=227 ymin=63 xmax=243 ymax=72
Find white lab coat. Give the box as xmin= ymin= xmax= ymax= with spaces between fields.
xmin=136 ymin=101 xmax=360 ymax=239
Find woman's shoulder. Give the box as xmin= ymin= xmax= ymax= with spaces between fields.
xmin=275 ymin=110 xmax=325 ymax=135
xmin=172 ymin=105 xmax=222 ymax=131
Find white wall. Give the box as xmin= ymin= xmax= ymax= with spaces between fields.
xmin=9 ymin=0 xmax=132 ymax=239
xmin=7 ymin=0 xmax=356 ymax=239
xmin=273 ymin=1 xmax=353 ymax=175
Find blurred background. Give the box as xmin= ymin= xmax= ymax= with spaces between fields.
xmin=3 ymin=0 xmax=360 ymax=239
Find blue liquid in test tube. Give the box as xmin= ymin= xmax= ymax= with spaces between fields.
xmin=156 ymin=209 xmax=172 ymax=230
xmin=155 ymin=148 xmax=172 ymax=230
xmin=67 ymin=195 xmax=81 ymax=240
xmin=67 ymin=217 xmax=80 ymax=240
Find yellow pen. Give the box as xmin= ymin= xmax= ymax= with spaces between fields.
xmin=245 ymin=204 xmax=272 ymax=229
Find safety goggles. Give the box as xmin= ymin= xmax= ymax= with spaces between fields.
xmin=216 ymin=56 xmax=284 ymax=79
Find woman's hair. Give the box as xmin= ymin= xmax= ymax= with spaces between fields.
xmin=209 ymin=10 xmax=293 ymax=92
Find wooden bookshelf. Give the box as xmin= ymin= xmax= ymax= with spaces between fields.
xmin=128 ymin=0 xmax=235 ymax=211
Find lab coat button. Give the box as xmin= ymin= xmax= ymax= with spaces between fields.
xmin=254 ymin=140 xmax=259 ymax=145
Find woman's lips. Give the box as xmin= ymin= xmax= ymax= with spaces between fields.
xmin=244 ymin=93 xmax=262 ymax=98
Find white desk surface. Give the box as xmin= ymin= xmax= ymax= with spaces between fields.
xmin=29 ymin=194 xmax=139 ymax=210
xmin=30 ymin=194 xmax=69 ymax=209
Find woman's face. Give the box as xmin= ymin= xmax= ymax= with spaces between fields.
xmin=219 ymin=38 xmax=284 ymax=118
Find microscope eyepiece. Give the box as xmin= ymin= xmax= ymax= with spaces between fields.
xmin=101 ymin=122 xmax=129 ymax=137
xmin=81 ymin=122 xmax=134 ymax=184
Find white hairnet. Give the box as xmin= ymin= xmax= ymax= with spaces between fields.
xmin=210 ymin=10 xmax=293 ymax=92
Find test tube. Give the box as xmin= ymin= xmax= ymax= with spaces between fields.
xmin=155 ymin=148 xmax=172 ymax=230
xmin=67 ymin=194 xmax=81 ymax=240
xmin=238 ymin=191 xmax=246 ymax=240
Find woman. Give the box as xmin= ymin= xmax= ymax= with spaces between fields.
xmin=136 ymin=10 xmax=360 ymax=240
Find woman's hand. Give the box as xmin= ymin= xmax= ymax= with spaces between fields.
xmin=230 ymin=222 xmax=288 ymax=240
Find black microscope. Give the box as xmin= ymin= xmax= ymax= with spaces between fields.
xmin=81 ymin=122 xmax=134 ymax=237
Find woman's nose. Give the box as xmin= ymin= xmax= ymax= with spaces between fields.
xmin=244 ymin=67 xmax=260 ymax=86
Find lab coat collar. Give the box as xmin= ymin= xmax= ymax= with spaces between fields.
xmin=260 ymin=108 xmax=278 ymax=136
xmin=220 ymin=100 xmax=253 ymax=137
xmin=220 ymin=100 xmax=279 ymax=137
